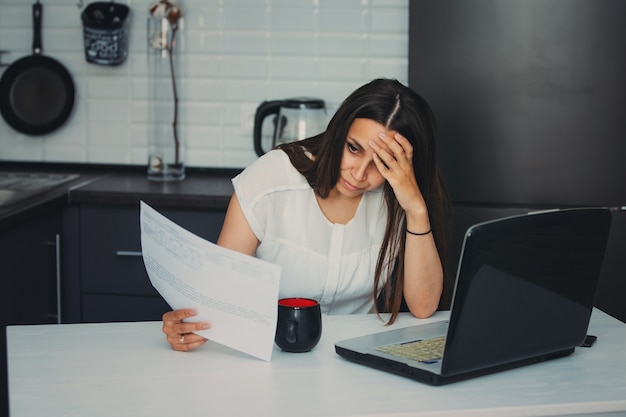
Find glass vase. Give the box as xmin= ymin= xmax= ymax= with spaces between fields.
xmin=147 ymin=12 xmax=185 ymax=181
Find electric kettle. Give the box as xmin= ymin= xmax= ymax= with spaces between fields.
xmin=253 ymin=97 xmax=327 ymax=156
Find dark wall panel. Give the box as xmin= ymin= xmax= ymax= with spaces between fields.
xmin=409 ymin=0 xmax=626 ymax=206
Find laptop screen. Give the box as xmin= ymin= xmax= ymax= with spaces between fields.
xmin=441 ymin=208 xmax=612 ymax=376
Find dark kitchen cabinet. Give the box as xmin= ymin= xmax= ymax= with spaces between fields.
xmin=1 ymin=208 xmax=63 ymax=417
xmin=62 ymin=205 xmax=226 ymax=323
xmin=409 ymin=0 xmax=626 ymax=322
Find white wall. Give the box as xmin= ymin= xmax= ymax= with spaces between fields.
xmin=0 ymin=0 xmax=408 ymax=169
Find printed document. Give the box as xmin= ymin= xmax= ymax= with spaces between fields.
xmin=140 ymin=201 xmax=281 ymax=361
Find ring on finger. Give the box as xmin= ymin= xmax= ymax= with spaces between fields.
xmin=179 ymin=334 xmax=185 ymax=343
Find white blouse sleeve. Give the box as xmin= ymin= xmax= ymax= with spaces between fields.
xmin=231 ymin=150 xmax=302 ymax=241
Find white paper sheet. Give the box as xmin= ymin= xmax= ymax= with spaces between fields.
xmin=140 ymin=201 xmax=281 ymax=361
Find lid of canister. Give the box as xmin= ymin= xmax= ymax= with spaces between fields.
xmin=81 ymin=2 xmax=130 ymax=28
xmin=282 ymin=97 xmax=325 ymax=109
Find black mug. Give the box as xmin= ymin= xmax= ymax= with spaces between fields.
xmin=275 ymin=298 xmax=322 ymax=353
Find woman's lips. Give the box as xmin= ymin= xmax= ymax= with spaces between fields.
xmin=342 ymin=178 xmax=362 ymax=192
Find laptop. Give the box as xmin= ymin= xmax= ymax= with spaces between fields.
xmin=335 ymin=208 xmax=612 ymax=385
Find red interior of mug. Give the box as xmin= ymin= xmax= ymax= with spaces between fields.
xmin=278 ymin=298 xmax=318 ymax=308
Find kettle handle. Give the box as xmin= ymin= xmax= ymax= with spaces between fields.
xmin=253 ymin=100 xmax=283 ymax=156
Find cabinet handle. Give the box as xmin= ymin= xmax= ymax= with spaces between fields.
xmin=56 ymin=233 xmax=62 ymax=324
xmin=116 ymin=251 xmax=143 ymax=257
xmin=46 ymin=236 xmax=62 ymax=324
xmin=46 ymin=234 xmax=62 ymax=324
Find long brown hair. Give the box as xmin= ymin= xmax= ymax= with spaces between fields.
xmin=278 ymin=79 xmax=451 ymax=324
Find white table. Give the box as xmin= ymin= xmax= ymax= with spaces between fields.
xmin=7 ymin=309 xmax=626 ymax=417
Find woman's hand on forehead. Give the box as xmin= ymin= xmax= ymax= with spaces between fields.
xmin=369 ymin=130 xmax=412 ymax=173
xmin=370 ymin=128 xmax=396 ymax=157
xmin=369 ymin=132 xmax=426 ymax=213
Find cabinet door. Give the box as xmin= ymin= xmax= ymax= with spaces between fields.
xmin=78 ymin=206 xmax=225 ymax=322
xmin=1 ymin=209 xmax=62 ymax=417
xmin=0 ymin=210 xmax=62 ymax=325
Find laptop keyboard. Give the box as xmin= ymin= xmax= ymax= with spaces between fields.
xmin=376 ymin=336 xmax=446 ymax=363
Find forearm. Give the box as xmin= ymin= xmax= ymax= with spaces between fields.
xmin=403 ymin=208 xmax=444 ymax=318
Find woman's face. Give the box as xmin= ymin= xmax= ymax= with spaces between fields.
xmin=335 ymin=118 xmax=394 ymax=198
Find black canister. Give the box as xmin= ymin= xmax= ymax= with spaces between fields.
xmin=81 ymin=2 xmax=131 ymax=66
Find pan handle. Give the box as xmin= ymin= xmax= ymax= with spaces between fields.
xmin=32 ymin=1 xmax=43 ymax=55
xmin=0 ymin=50 xmax=8 ymax=67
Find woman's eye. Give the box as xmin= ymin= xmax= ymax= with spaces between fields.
xmin=347 ymin=143 xmax=358 ymax=153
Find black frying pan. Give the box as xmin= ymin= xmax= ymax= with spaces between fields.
xmin=0 ymin=1 xmax=75 ymax=136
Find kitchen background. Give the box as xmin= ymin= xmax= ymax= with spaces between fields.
xmin=0 ymin=0 xmax=408 ymax=168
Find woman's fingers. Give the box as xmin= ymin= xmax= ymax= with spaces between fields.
xmin=162 ymin=308 xmax=196 ymax=324
xmin=370 ymin=133 xmax=414 ymax=179
xmin=162 ymin=308 xmax=211 ymax=351
xmin=376 ymin=132 xmax=413 ymax=164
xmin=370 ymin=132 xmax=425 ymax=212
xmin=169 ymin=331 xmax=209 ymax=351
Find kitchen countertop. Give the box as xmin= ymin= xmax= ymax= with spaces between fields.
xmin=68 ymin=171 xmax=236 ymax=210
xmin=0 ymin=169 xmax=96 ymax=229
xmin=0 ymin=162 xmax=240 ymax=229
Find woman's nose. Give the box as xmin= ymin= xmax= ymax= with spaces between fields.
xmin=352 ymin=160 xmax=371 ymax=181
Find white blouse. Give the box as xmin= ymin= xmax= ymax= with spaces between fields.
xmin=232 ymin=150 xmax=387 ymax=314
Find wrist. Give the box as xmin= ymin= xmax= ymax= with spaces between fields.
xmin=405 ymin=207 xmax=430 ymax=232
xmin=406 ymin=228 xmax=432 ymax=236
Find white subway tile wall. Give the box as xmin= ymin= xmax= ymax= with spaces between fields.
xmin=0 ymin=0 xmax=408 ymax=168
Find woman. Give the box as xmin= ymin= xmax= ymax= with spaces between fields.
xmin=163 ymin=78 xmax=451 ymax=351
